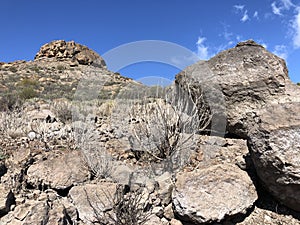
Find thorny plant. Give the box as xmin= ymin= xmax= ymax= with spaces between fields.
xmin=129 ymin=77 xmax=212 ymax=172
xmin=0 ymin=109 xmax=29 ymax=139
xmin=73 ymin=117 xmax=114 ymax=179
xmin=87 ymin=184 xmax=152 ymax=225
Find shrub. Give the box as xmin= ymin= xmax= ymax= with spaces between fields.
xmin=0 ymin=92 xmax=22 ymax=112
xmin=30 ymin=66 xmax=40 ymax=73
xmin=0 ymin=109 xmax=29 ymax=139
xmin=18 ymin=78 xmax=39 ymax=87
xmin=131 ymin=87 xmax=210 ymax=158
xmin=51 ymin=100 xmax=73 ymax=123
xmin=88 ymin=185 xmax=152 ymax=225
xmin=8 ymin=66 xmax=17 ymax=73
xmin=0 ymin=147 xmax=7 ymax=160
xmin=18 ymin=87 xmax=38 ymax=100
xmin=57 ymin=65 xmax=65 ymax=71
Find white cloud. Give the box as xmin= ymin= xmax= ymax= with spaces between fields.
xmin=253 ymin=11 xmax=259 ymax=19
xmin=220 ymin=23 xmax=233 ymax=40
xmin=271 ymin=0 xmax=295 ymax=16
xmin=233 ymin=5 xmax=245 ymax=11
xmin=196 ymin=37 xmax=209 ymax=60
xmin=233 ymin=5 xmax=250 ymax=22
xmin=271 ymin=2 xmax=283 ymax=15
xmin=273 ymin=45 xmax=288 ymax=59
xmin=281 ymin=0 xmax=294 ymax=10
xmin=292 ymin=9 xmax=300 ymax=48
xmin=241 ymin=10 xmax=250 ymax=22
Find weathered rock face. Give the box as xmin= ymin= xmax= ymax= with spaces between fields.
xmin=176 ymin=40 xmax=300 ymax=213
xmin=172 ymin=163 xmax=257 ymax=224
xmin=248 ymin=102 xmax=300 ymax=211
xmin=26 ymin=151 xmax=89 ymax=190
xmin=69 ymin=183 xmax=117 ymax=224
xmin=0 ymin=184 xmax=14 ymax=217
xmin=176 ymin=40 xmax=300 ymax=137
xmin=35 ymin=40 xmax=106 ymax=68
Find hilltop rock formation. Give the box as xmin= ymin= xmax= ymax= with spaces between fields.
xmin=176 ymin=40 xmax=300 ymax=212
xmin=35 ymin=40 xmax=106 ymax=68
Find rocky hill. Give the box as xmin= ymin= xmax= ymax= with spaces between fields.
xmin=0 ymin=40 xmax=300 ymax=225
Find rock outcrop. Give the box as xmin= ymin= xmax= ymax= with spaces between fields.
xmin=176 ymin=40 xmax=299 ymax=138
xmin=248 ymin=102 xmax=300 ymax=211
xmin=176 ymin=40 xmax=300 ymax=212
xmin=35 ymin=40 xmax=106 ymax=68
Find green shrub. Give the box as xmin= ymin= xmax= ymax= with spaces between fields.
xmin=0 ymin=148 xmax=7 ymax=160
xmin=18 ymin=78 xmax=39 ymax=88
xmin=57 ymin=65 xmax=65 ymax=71
xmin=8 ymin=66 xmax=17 ymax=73
xmin=30 ymin=66 xmax=40 ymax=73
xmin=0 ymin=92 xmax=22 ymax=112
xmin=18 ymin=87 xmax=38 ymax=100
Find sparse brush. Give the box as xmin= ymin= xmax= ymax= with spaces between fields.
xmin=51 ymin=100 xmax=73 ymax=124
xmin=87 ymin=184 xmax=152 ymax=225
xmin=0 ymin=109 xmax=29 ymax=139
xmin=0 ymin=92 xmax=23 ymax=112
xmin=129 ymin=78 xmax=211 ymax=172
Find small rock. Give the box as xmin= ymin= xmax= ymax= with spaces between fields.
xmin=153 ymin=206 xmax=164 ymax=218
xmin=27 ymin=131 xmax=36 ymax=141
xmin=164 ymin=203 xmax=174 ymax=220
xmin=170 ymin=218 xmax=183 ymax=225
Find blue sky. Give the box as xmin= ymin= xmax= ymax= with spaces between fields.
xmin=1 ymin=0 xmax=300 ymax=82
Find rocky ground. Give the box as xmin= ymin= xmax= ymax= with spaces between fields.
xmin=0 ymin=40 xmax=300 ymax=225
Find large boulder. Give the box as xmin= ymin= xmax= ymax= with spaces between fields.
xmin=35 ymin=40 xmax=106 ymax=68
xmin=248 ymin=102 xmax=300 ymax=211
xmin=172 ymin=163 xmax=257 ymax=224
xmin=175 ymin=40 xmax=300 ymax=213
xmin=176 ymin=40 xmax=300 ymax=137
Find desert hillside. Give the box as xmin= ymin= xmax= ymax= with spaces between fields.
xmin=0 ymin=40 xmax=300 ymax=225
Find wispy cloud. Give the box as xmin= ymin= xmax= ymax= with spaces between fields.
xmin=196 ymin=37 xmax=210 ymax=60
xmin=253 ymin=11 xmax=259 ymax=19
xmin=233 ymin=5 xmax=245 ymax=11
xmin=281 ymin=0 xmax=295 ymax=10
xmin=292 ymin=8 xmax=300 ymax=48
xmin=241 ymin=10 xmax=250 ymax=22
xmin=273 ymin=44 xmax=288 ymax=59
xmin=220 ymin=23 xmax=233 ymax=40
xmin=271 ymin=0 xmax=296 ymax=16
xmin=271 ymin=2 xmax=283 ymax=15
xmin=233 ymin=5 xmax=250 ymax=22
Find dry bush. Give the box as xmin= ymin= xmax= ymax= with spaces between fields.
xmin=0 ymin=92 xmax=23 ymax=112
xmin=0 ymin=109 xmax=29 ymax=139
xmin=129 ymin=82 xmax=211 ymax=167
xmin=73 ymin=120 xmax=113 ymax=179
xmin=51 ymin=100 xmax=73 ymax=124
xmin=88 ymin=185 xmax=152 ymax=225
